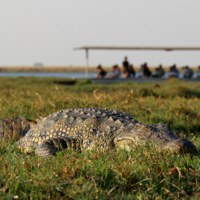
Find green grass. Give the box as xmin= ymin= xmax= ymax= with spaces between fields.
xmin=0 ymin=77 xmax=200 ymax=199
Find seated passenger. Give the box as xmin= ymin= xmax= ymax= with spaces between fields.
xmin=196 ymin=66 xmax=200 ymax=79
xmin=168 ymin=64 xmax=179 ymax=78
xmin=107 ymin=65 xmax=121 ymax=79
xmin=95 ymin=65 xmax=107 ymax=79
xmin=129 ymin=64 xmax=135 ymax=78
xmin=183 ymin=66 xmax=193 ymax=79
xmin=138 ymin=62 xmax=152 ymax=78
xmin=152 ymin=65 xmax=165 ymax=77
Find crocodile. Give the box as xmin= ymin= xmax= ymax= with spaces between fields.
xmin=0 ymin=117 xmax=36 ymax=141
xmin=13 ymin=108 xmax=197 ymax=157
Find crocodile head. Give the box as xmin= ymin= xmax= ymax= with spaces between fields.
xmin=114 ymin=122 xmax=197 ymax=154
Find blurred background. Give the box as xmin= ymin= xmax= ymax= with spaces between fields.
xmin=0 ymin=0 xmax=199 ymax=68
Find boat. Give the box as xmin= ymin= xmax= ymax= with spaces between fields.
xmin=90 ymin=77 xmax=200 ymax=84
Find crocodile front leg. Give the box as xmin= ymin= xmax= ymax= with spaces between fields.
xmin=35 ymin=137 xmax=82 ymax=157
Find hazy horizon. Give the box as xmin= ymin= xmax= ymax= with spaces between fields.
xmin=0 ymin=1 xmax=200 ymax=67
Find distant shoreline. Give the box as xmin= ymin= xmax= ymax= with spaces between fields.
xmin=0 ymin=66 xmax=111 ymax=73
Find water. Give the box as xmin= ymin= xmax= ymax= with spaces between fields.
xmin=0 ymin=72 xmax=97 ymax=78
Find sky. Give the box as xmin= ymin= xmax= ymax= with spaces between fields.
xmin=0 ymin=1 xmax=200 ymax=67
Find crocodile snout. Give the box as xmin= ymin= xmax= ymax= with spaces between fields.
xmin=161 ymin=139 xmax=197 ymax=154
xmin=114 ymin=131 xmax=197 ymax=154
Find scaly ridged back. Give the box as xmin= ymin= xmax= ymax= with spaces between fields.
xmin=17 ymin=108 xmax=138 ymax=152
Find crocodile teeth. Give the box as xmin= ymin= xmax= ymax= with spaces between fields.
xmin=80 ymin=111 xmax=84 ymax=115
xmin=87 ymin=113 xmax=91 ymax=116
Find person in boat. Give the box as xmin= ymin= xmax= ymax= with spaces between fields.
xmin=152 ymin=64 xmax=165 ymax=78
xmin=129 ymin=64 xmax=135 ymax=78
xmin=107 ymin=65 xmax=121 ymax=79
xmin=95 ymin=65 xmax=107 ymax=79
xmin=169 ymin=64 xmax=179 ymax=78
xmin=183 ymin=66 xmax=193 ymax=79
xmin=195 ymin=66 xmax=200 ymax=79
xmin=138 ymin=62 xmax=152 ymax=78
xmin=122 ymin=57 xmax=130 ymax=78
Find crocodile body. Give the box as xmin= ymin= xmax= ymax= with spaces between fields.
xmin=13 ymin=108 xmax=197 ymax=157
xmin=0 ymin=117 xmax=36 ymax=141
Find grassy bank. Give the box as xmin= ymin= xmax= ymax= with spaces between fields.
xmin=0 ymin=77 xmax=200 ymax=199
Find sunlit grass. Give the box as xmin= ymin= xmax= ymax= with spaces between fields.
xmin=0 ymin=77 xmax=200 ymax=198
